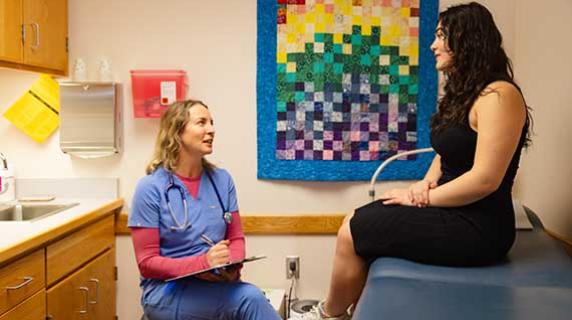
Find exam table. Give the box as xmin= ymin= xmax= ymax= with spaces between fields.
xmin=354 ymin=149 xmax=572 ymax=320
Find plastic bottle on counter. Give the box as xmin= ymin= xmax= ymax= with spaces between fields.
xmin=98 ymin=58 xmax=113 ymax=82
xmin=73 ymin=58 xmax=88 ymax=82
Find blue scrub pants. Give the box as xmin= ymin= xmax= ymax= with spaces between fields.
xmin=142 ymin=278 xmax=281 ymax=320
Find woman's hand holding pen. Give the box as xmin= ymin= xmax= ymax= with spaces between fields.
xmin=196 ymin=235 xmax=240 ymax=282
xmin=206 ymin=240 xmax=230 ymax=267
xmin=195 ymin=239 xmax=238 ymax=283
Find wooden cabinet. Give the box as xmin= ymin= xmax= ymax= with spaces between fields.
xmin=0 ymin=214 xmax=116 ymax=319
xmin=22 ymin=0 xmax=68 ymax=72
xmin=0 ymin=290 xmax=45 ymax=320
xmin=0 ymin=0 xmax=68 ymax=75
xmin=0 ymin=249 xmax=44 ymax=315
xmin=0 ymin=0 xmax=23 ymax=64
xmin=46 ymin=215 xmax=115 ymax=286
xmin=46 ymin=215 xmax=115 ymax=320
xmin=47 ymin=249 xmax=115 ymax=320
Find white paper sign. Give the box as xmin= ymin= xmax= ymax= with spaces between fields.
xmin=160 ymin=81 xmax=177 ymax=105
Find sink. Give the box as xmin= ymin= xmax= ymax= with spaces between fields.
xmin=0 ymin=203 xmax=79 ymax=222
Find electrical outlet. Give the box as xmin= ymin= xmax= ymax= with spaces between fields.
xmin=286 ymin=255 xmax=300 ymax=279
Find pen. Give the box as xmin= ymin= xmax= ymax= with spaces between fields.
xmin=201 ymin=234 xmax=228 ymax=276
xmin=201 ymin=234 xmax=216 ymax=247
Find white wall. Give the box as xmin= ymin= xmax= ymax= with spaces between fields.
xmin=512 ymin=0 xmax=572 ymax=240
xmin=2 ymin=0 xmax=571 ymax=319
xmin=0 ymin=0 xmax=522 ymax=213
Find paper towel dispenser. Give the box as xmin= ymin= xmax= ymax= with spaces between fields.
xmin=59 ymin=82 xmax=121 ymax=158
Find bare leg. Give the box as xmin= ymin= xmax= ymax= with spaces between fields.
xmin=322 ymin=213 xmax=368 ymax=317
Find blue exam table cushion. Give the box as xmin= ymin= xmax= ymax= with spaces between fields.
xmin=354 ymin=211 xmax=572 ymax=320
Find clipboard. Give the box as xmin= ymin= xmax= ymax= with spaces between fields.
xmin=166 ymin=255 xmax=267 ymax=282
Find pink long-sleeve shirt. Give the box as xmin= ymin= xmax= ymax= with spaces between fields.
xmin=131 ymin=175 xmax=245 ymax=280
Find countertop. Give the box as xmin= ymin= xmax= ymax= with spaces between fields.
xmin=0 ymin=198 xmax=124 ymax=265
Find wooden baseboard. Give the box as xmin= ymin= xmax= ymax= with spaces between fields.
xmin=242 ymin=214 xmax=345 ymax=234
xmin=116 ymin=212 xmax=572 ymax=254
xmin=115 ymin=212 xmax=345 ymax=235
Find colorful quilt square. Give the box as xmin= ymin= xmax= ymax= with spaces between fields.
xmin=258 ymin=0 xmax=438 ymax=180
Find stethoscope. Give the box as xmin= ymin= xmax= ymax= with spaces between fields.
xmin=165 ymin=170 xmax=232 ymax=231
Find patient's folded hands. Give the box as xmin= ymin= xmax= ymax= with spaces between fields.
xmin=380 ymin=188 xmax=414 ymax=206
xmin=408 ymin=180 xmax=437 ymax=207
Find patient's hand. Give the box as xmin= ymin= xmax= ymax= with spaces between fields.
xmin=408 ymin=180 xmax=437 ymax=207
xmin=380 ymin=188 xmax=415 ymax=206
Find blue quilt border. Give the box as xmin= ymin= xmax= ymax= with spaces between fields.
xmin=257 ymin=0 xmax=439 ymax=181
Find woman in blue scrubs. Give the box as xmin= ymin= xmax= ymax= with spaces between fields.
xmin=128 ymin=100 xmax=280 ymax=320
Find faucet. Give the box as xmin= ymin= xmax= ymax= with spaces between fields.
xmin=0 ymin=153 xmax=14 ymax=200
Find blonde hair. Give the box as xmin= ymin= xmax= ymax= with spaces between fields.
xmin=146 ymin=100 xmax=215 ymax=175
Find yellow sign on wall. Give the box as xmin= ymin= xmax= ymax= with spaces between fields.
xmin=3 ymin=75 xmax=60 ymax=143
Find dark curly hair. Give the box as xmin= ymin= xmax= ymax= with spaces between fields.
xmin=430 ymin=2 xmax=532 ymax=146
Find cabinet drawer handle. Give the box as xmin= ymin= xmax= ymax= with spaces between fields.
xmin=5 ymin=276 xmax=34 ymax=290
xmin=88 ymin=278 xmax=100 ymax=304
xmin=21 ymin=24 xmax=26 ymax=44
xmin=78 ymin=286 xmax=89 ymax=315
xmin=31 ymin=22 xmax=40 ymax=50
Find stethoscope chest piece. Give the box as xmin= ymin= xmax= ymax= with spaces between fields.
xmin=223 ymin=211 xmax=233 ymax=225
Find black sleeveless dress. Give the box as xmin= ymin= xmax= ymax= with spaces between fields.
xmin=350 ymin=123 xmax=526 ymax=266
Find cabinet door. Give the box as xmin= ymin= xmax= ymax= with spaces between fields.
xmin=47 ymin=249 xmax=116 ymax=320
xmin=0 ymin=290 xmax=45 ymax=320
xmin=87 ymin=249 xmax=116 ymax=320
xmin=0 ymin=0 xmax=23 ymax=63
xmin=22 ymin=0 xmax=67 ymax=72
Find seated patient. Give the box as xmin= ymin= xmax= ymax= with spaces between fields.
xmin=129 ymin=100 xmax=280 ymax=320
xmin=303 ymin=2 xmax=532 ymax=319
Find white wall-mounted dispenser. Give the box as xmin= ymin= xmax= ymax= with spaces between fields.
xmin=0 ymin=153 xmax=16 ymax=203
xmin=59 ymin=82 xmax=121 ymax=158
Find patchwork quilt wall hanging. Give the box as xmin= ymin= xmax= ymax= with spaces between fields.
xmin=257 ymin=0 xmax=438 ymax=181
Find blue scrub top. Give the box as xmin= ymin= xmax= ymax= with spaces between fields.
xmin=128 ymin=166 xmax=238 ymax=296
